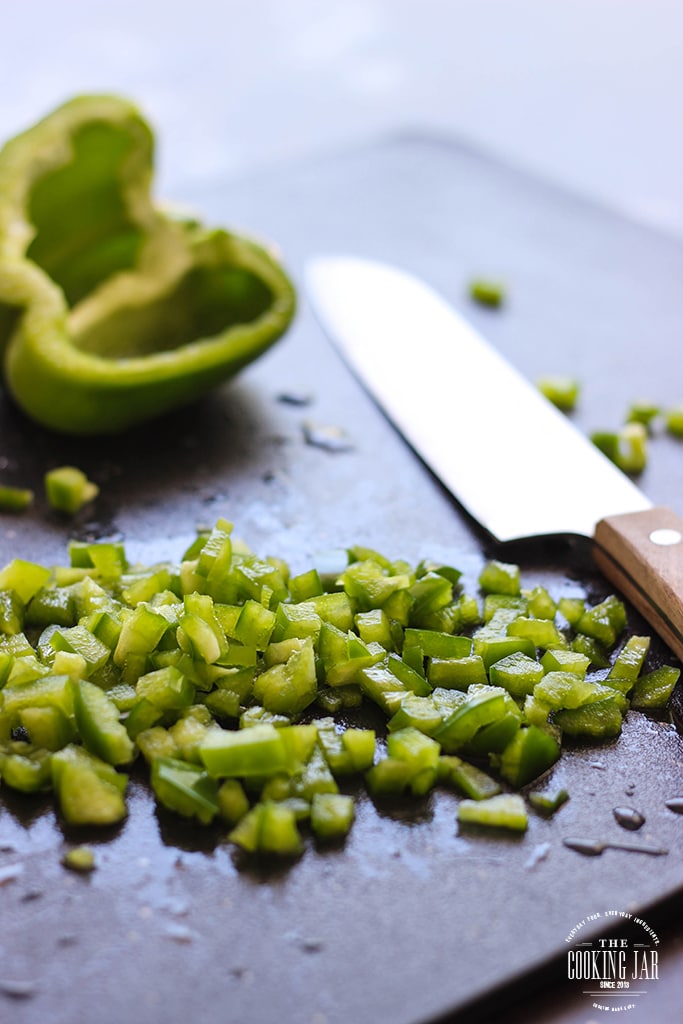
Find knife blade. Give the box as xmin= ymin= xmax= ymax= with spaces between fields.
xmin=306 ymin=255 xmax=683 ymax=662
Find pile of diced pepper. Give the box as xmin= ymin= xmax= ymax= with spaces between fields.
xmin=0 ymin=518 xmax=679 ymax=857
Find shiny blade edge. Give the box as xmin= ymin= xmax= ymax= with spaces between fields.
xmin=305 ymin=256 xmax=651 ymax=542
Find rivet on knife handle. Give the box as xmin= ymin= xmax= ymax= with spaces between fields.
xmin=593 ymin=507 xmax=683 ymax=662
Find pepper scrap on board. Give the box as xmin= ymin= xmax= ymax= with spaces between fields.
xmin=0 ymin=95 xmax=296 ymax=435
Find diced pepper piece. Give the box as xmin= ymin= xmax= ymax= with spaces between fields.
xmin=196 ymin=520 xmax=233 ymax=578
xmin=125 ymin=697 xmax=164 ymax=739
xmin=26 ymin=586 xmax=77 ymax=628
xmin=1 ymin=673 xmax=74 ymax=723
xmin=495 ymin=725 xmax=560 ymax=787
xmin=507 ymin=617 xmax=567 ymax=650
xmin=385 ymin=653 xmax=432 ymax=694
xmin=408 ymin=572 xmax=454 ymax=627
xmin=427 ymin=654 xmax=488 ymax=689
xmin=278 ymin=724 xmax=319 ymax=774
xmin=50 ymin=624 xmax=111 ymax=675
xmin=474 ymin=635 xmax=536 ymax=671
xmin=403 ymin=628 xmax=472 ymax=661
xmin=524 ymin=586 xmax=557 ymax=620
xmin=45 ymin=466 xmax=99 ymax=514
xmin=305 ymin=592 xmax=355 ymax=631
xmin=354 ymin=608 xmax=395 ymax=650
xmin=0 ymin=485 xmax=33 ymax=512
xmin=229 ymin=802 xmax=303 ymax=856
xmin=571 ymin=634 xmax=610 ymax=669
xmin=437 ymin=755 xmax=501 ymax=800
xmin=51 ymin=745 xmax=127 ymax=826
xmin=554 ymin=698 xmax=623 ymax=738
xmin=558 ymin=596 xmax=585 ymax=628
xmin=288 ymin=742 xmax=339 ymax=800
xmin=177 ymin=593 xmax=228 ymax=663
xmin=271 ymin=602 xmax=321 ymax=643
xmin=434 ymin=689 xmax=511 ymax=753
xmin=365 ymin=757 xmax=415 ymax=798
xmin=458 ymin=794 xmax=527 ymax=832
xmin=18 ymin=704 xmax=75 ymax=750
xmin=631 ymin=666 xmax=680 ymax=709
xmin=577 ymin=595 xmax=626 ymax=646
xmin=315 ymin=718 xmax=375 ymax=774
xmin=665 ymin=406 xmax=683 ymax=437
xmin=528 ymin=789 xmax=569 ymax=816
xmin=0 ymin=742 xmax=53 ymax=792
xmin=122 ymin=569 xmax=173 ymax=606
xmin=252 ymin=638 xmax=317 ymax=715
xmin=534 ymin=671 xmax=617 ymax=710
xmin=465 ymin=711 xmax=521 ymax=756
xmin=357 ymin=663 xmax=409 ymax=715
xmin=479 ymin=560 xmax=520 ymax=596
xmin=489 ymin=652 xmax=544 ymax=697
xmin=199 ymin=723 xmax=288 ymax=778
xmin=387 ymin=693 xmax=443 ymax=736
xmin=69 ymin=540 xmax=128 ymax=574
xmin=340 ymin=559 xmax=412 ymax=612
xmin=234 ymin=599 xmax=276 ymax=649
xmin=151 ymin=756 xmax=219 ymax=824
xmin=217 ymin=778 xmax=250 ymax=825
xmin=288 ymin=568 xmax=324 ymax=603
xmin=469 ymin=279 xmax=505 ymax=308
xmin=168 ymin=713 xmax=210 ymax=763
xmin=483 ymin=594 xmax=527 ymax=623
xmin=72 ymin=679 xmax=135 ymax=765
xmin=626 ymin=399 xmax=660 ymax=429
xmin=114 ymin=604 xmax=169 ymax=666
xmin=386 ymin=727 xmax=441 ymax=796
xmin=541 ymin=649 xmax=590 ymax=676
xmin=135 ymin=665 xmax=195 ymax=711
xmin=0 ymin=589 xmax=24 ymax=636
xmin=536 ymin=376 xmax=580 ymax=412
xmin=608 ymin=635 xmax=650 ymax=683
xmin=135 ymin=726 xmax=178 ymax=763
xmin=0 ymin=560 xmax=51 ymax=604
xmin=311 ymin=792 xmax=355 ymax=842
xmin=61 ymin=846 xmax=96 ymax=872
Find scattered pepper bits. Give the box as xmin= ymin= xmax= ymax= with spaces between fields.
xmin=0 ymin=522 xmax=679 ymax=858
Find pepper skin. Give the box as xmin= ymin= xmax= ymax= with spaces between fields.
xmin=0 ymin=95 xmax=296 ymax=435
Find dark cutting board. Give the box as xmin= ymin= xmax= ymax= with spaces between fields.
xmin=1 ymin=134 xmax=682 ymax=1024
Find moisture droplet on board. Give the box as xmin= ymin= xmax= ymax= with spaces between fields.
xmin=665 ymin=797 xmax=683 ymax=814
xmin=613 ymin=807 xmax=646 ymax=831
xmin=277 ymin=391 xmax=313 ymax=407
xmin=0 ymin=978 xmax=38 ymax=1000
xmin=302 ymin=420 xmax=354 ymax=452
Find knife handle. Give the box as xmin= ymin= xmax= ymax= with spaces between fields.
xmin=593 ymin=507 xmax=683 ymax=662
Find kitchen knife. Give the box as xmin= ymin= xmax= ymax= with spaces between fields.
xmin=305 ymin=256 xmax=683 ymax=662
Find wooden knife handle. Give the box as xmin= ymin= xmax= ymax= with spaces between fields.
xmin=593 ymin=507 xmax=683 ymax=662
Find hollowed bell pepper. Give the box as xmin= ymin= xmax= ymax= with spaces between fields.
xmin=0 ymin=95 xmax=296 ymax=435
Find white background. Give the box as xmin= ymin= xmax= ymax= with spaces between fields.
xmin=4 ymin=0 xmax=683 ymax=236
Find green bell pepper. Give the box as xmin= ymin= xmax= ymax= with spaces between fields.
xmin=0 ymin=95 xmax=296 ymax=435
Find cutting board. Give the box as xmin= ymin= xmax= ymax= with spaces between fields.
xmin=1 ymin=134 xmax=682 ymax=1024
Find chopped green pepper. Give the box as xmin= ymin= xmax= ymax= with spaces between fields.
xmin=0 ymin=485 xmax=33 ymax=513
xmin=0 ymin=521 xmax=675 ymax=868
xmin=665 ymin=406 xmax=683 ymax=437
xmin=468 ymin=279 xmax=506 ymax=308
xmin=458 ymin=794 xmax=527 ymax=832
xmin=536 ymin=376 xmax=580 ymax=412
xmin=0 ymin=96 xmax=296 ymax=435
xmin=45 ymin=466 xmax=99 ymax=514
